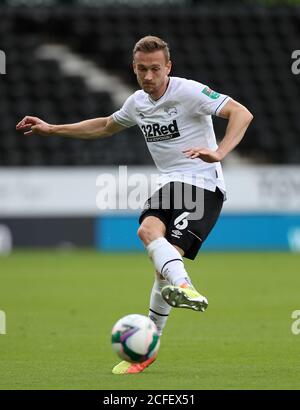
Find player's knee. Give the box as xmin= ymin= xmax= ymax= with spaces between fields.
xmin=137 ymin=224 xmax=160 ymax=245
xmin=137 ymin=224 xmax=151 ymax=243
xmin=138 ymin=217 xmax=166 ymax=245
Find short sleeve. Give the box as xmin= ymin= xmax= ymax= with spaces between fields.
xmin=185 ymin=80 xmax=230 ymax=117
xmin=112 ymin=94 xmax=137 ymax=128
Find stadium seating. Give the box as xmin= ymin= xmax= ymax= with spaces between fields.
xmin=1 ymin=5 xmax=300 ymax=165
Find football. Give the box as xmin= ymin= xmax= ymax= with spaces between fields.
xmin=111 ymin=314 xmax=160 ymax=363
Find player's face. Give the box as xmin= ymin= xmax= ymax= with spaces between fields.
xmin=133 ymin=50 xmax=171 ymax=99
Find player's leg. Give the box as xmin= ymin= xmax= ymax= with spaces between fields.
xmin=161 ymin=186 xmax=224 ymax=312
xmin=138 ymin=216 xmax=192 ymax=288
xmin=139 ymin=215 xmax=209 ymax=310
xmin=159 ymin=240 xmax=209 ymax=312
xmin=138 ymin=183 xmax=200 ymax=288
xmin=148 ymin=270 xmax=171 ymax=336
xmin=147 ymin=246 xmax=192 ymax=335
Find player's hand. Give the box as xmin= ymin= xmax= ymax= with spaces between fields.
xmin=16 ymin=116 xmax=53 ymax=136
xmin=183 ymin=147 xmax=223 ymax=163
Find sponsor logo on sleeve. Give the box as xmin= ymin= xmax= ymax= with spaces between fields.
xmin=202 ymin=86 xmax=220 ymax=99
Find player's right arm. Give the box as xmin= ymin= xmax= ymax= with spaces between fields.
xmin=16 ymin=115 xmax=125 ymax=139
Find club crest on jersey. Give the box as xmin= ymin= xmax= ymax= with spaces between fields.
xmin=141 ymin=120 xmax=180 ymax=142
xmin=201 ymin=86 xmax=220 ymax=99
xmin=164 ymin=106 xmax=178 ymax=117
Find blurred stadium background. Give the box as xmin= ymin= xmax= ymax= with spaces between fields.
xmin=0 ymin=0 xmax=300 ymax=390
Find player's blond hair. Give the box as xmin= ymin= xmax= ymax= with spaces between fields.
xmin=133 ymin=36 xmax=170 ymax=63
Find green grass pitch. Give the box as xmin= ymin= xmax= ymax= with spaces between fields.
xmin=0 ymin=250 xmax=300 ymax=390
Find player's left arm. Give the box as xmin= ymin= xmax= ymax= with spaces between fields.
xmin=183 ymin=99 xmax=253 ymax=163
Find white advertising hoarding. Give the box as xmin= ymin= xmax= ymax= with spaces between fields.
xmin=0 ymin=166 xmax=299 ymax=216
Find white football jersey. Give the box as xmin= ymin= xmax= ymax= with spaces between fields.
xmin=112 ymin=76 xmax=230 ymax=195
